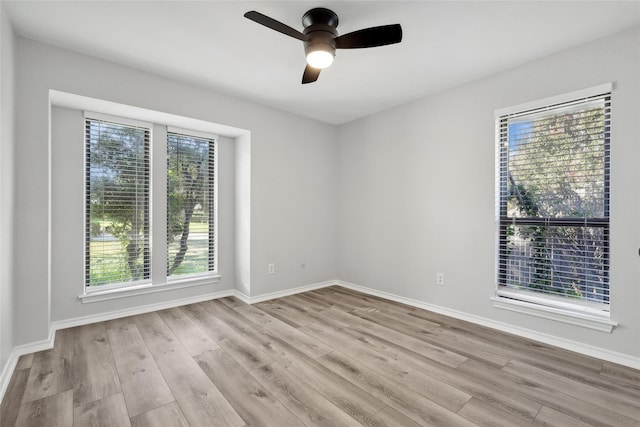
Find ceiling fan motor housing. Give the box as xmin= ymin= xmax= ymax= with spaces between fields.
xmin=302 ymin=8 xmax=339 ymax=61
xmin=243 ymin=7 xmax=403 ymax=83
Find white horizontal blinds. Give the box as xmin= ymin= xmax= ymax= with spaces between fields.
xmin=167 ymin=131 xmax=215 ymax=277
xmin=85 ymin=118 xmax=151 ymax=287
xmin=497 ymin=92 xmax=611 ymax=309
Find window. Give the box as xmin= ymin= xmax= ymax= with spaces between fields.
xmin=167 ymin=131 xmax=216 ymax=278
xmin=85 ymin=115 xmax=218 ymax=292
xmin=85 ymin=118 xmax=151 ymax=288
xmin=496 ymin=87 xmax=611 ymax=316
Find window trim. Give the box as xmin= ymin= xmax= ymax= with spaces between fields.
xmin=493 ymin=84 xmax=615 ymax=328
xmin=491 ymin=295 xmax=617 ymax=333
xmin=494 ymin=83 xmax=613 ymax=118
xmin=166 ymin=127 xmax=219 ymax=282
xmin=84 ymin=112 xmax=153 ymax=292
xmin=79 ymin=274 xmax=221 ymax=303
xmin=81 ymin=112 xmax=220 ymax=301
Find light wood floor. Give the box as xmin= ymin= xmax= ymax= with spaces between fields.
xmin=1 ymin=286 xmax=639 ymax=426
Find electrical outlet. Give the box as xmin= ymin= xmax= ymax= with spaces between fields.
xmin=436 ymin=272 xmax=445 ymax=286
xmin=268 ymin=263 xmax=275 ymax=274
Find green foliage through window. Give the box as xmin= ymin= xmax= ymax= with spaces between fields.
xmin=85 ymin=119 xmax=150 ymax=286
xmin=85 ymin=117 xmax=218 ymax=289
xmin=167 ymin=132 xmax=215 ymax=277
xmin=498 ymin=93 xmax=610 ymax=306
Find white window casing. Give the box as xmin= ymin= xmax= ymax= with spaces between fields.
xmin=81 ymin=112 xmax=219 ymax=302
xmin=494 ymin=84 xmax=615 ymax=331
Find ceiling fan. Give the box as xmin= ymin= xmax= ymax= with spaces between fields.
xmin=244 ymin=8 xmax=403 ymax=84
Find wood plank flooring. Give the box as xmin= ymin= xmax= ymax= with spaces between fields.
xmin=2 ymin=286 xmax=639 ymax=426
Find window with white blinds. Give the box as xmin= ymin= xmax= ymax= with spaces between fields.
xmin=167 ymin=131 xmax=216 ymax=277
xmin=496 ymin=90 xmax=611 ymax=314
xmin=85 ymin=118 xmax=151 ymax=287
xmin=84 ymin=114 xmax=219 ymax=293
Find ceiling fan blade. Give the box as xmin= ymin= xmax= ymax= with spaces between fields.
xmin=335 ymin=24 xmax=402 ymax=49
xmin=244 ymin=11 xmax=307 ymax=41
xmin=302 ymin=65 xmax=321 ymax=84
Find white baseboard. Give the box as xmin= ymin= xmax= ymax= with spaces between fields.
xmin=336 ymin=280 xmax=640 ymax=370
xmin=0 ymin=350 xmax=19 ymax=404
xmin=234 ymin=280 xmax=337 ymax=304
xmin=0 ymin=327 xmax=54 ymax=403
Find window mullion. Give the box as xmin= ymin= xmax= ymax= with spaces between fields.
xmin=151 ymin=124 xmax=168 ymax=285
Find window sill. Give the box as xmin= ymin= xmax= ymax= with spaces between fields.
xmin=79 ymin=275 xmax=221 ymax=303
xmin=491 ymin=296 xmax=617 ymax=333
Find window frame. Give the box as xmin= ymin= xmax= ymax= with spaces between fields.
xmin=166 ymin=126 xmax=219 ymax=283
xmin=84 ymin=112 xmax=153 ymax=293
xmin=493 ymin=84 xmax=617 ymax=330
xmin=81 ymin=113 xmax=220 ymax=301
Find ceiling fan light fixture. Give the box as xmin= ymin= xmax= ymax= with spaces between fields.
xmin=244 ymin=8 xmax=402 ymax=83
xmin=306 ymin=47 xmax=334 ymax=69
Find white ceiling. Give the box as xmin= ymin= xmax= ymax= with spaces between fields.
xmin=4 ymin=1 xmax=640 ymax=125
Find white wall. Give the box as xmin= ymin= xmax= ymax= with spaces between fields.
xmin=0 ymin=2 xmax=15 ymax=378
xmin=14 ymin=37 xmax=338 ymax=346
xmin=338 ymin=26 xmax=640 ymax=359
xmin=235 ymin=132 xmax=251 ymax=296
